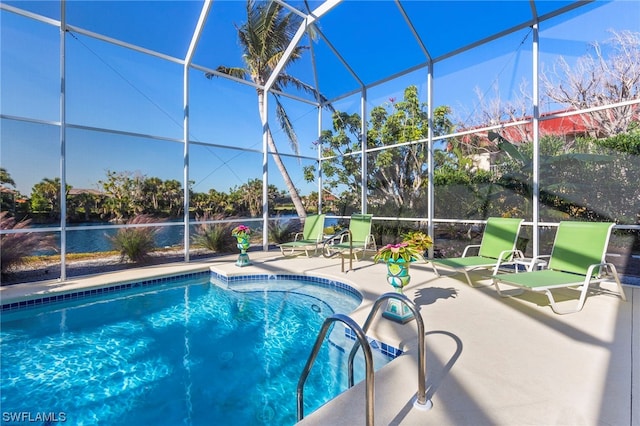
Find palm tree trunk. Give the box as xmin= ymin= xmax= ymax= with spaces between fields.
xmin=258 ymin=91 xmax=307 ymax=219
xmin=266 ymin=132 xmax=307 ymax=219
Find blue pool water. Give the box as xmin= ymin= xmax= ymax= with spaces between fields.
xmin=0 ymin=274 xmax=393 ymax=425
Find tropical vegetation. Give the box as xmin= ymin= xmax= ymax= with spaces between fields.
xmin=207 ymin=0 xmax=333 ymax=220
xmin=1 ymin=27 xmax=638 ymax=278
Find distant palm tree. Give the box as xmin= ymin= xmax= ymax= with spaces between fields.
xmin=207 ymin=0 xmax=332 ymax=219
xmin=0 ymin=168 xmax=16 ymax=187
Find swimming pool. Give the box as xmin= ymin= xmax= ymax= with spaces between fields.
xmin=0 ymin=272 xmax=398 ymax=425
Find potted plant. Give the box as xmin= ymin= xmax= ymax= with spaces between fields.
xmin=373 ymin=239 xmax=427 ymax=323
xmin=231 ymin=224 xmax=252 ymax=267
xmin=401 ymin=230 xmax=433 ymax=255
xmin=373 ymin=242 xmax=423 ymax=264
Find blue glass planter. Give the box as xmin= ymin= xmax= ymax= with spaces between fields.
xmin=383 ymin=259 xmax=414 ymax=323
xmin=235 ymin=237 xmax=252 ymax=267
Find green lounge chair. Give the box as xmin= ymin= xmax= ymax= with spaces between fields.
xmin=323 ymin=213 xmax=377 ymax=262
xmin=427 ymin=217 xmax=524 ymax=287
xmin=278 ymin=214 xmax=326 ymax=257
xmin=492 ymin=221 xmax=627 ymax=314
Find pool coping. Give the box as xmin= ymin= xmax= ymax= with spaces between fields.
xmin=2 ymin=264 xmax=363 ymax=311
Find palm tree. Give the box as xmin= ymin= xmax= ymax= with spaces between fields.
xmin=0 ymin=167 xmax=17 ymax=214
xmin=207 ymin=0 xmax=332 ymax=219
xmin=31 ymin=177 xmax=66 ymax=219
xmin=0 ymin=168 xmax=16 ymax=187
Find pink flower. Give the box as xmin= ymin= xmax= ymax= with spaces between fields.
xmin=232 ymin=224 xmax=251 ymax=237
xmin=387 ymin=243 xmax=408 ymax=253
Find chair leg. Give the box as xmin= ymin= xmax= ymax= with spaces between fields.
xmin=605 ymin=263 xmax=627 ymax=301
xmin=462 ymin=271 xmax=474 ymax=287
xmin=429 ymin=262 xmax=442 ymax=277
xmin=493 ymin=279 xmax=525 ymax=297
xmin=544 ymin=288 xmax=585 ymax=315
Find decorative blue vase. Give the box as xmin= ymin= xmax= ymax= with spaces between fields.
xmin=383 ymin=259 xmax=414 ymax=323
xmin=235 ymin=237 xmax=251 ymax=267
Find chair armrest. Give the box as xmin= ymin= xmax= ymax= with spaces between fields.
xmin=492 ymin=249 xmax=520 ymax=274
xmin=498 ymin=249 xmax=519 ymax=261
xmin=586 ymin=262 xmax=616 ymax=279
xmin=462 ymin=244 xmax=481 ymax=257
xmin=533 ymin=254 xmax=551 ymax=260
xmin=293 ymin=232 xmax=304 ymax=242
xmin=338 ymin=229 xmax=352 ymax=243
xmin=585 ymin=263 xmax=607 ymax=281
xmin=365 ymin=234 xmax=377 ymax=251
xmin=531 ymin=254 xmax=551 ymax=267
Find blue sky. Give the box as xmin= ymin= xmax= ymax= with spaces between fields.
xmin=1 ymin=0 xmax=639 ymax=196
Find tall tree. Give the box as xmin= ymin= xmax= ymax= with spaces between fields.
xmin=315 ymin=86 xmax=454 ymax=215
xmin=0 ymin=168 xmax=16 ymax=187
xmin=31 ymin=177 xmax=67 ymax=219
xmin=98 ymin=170 xmax=139 ymax=220
xmin=541 ymin=29 xmax=640 ymax=137
xmin=207 ymin=0 xmax=332 ymax=219
xmin=161 ymin=179 xmax=183 ymax=217
xmin=0 ymin=168 xmax=17 ymax=214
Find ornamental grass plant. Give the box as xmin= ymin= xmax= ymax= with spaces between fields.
xmin=268 ymin=218 xmax=298 ymax=244
xmin=108 ymin=214 xmax=158 ymax=263
xmin=191 ymin=213 xmax=236 ymax=253
xmin=1 ymin=211 xmax=55 ymax=275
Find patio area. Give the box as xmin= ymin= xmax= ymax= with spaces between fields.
xmin=1 ymin=250 xmax=637 ymax=425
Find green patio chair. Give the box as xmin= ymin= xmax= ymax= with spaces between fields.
xmin=278 ymin=214 xmax=326 ymax=257
xmin=426 ymin=217 xmax=524 ymax=287
xmin=323 ymin=213 xmax=377 ymax=262
xmin=492 ymin=221 xmax=627 ymax=314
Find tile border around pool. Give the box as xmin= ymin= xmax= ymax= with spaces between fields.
xmin=344 ymin=328 xmax=404 ymax=359
xmin=209 ymin=269 xmax=363 ymax=301
xmin=0 ymin=270 xmax=211 ymax=313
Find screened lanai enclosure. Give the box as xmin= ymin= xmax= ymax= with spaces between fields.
xmin=1 ymin=0 xmax=639 ymax=284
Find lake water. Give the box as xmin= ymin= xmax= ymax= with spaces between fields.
xmin=45 ymin=217 xmax=338 ymax=254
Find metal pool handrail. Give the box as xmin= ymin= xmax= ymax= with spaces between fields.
xmin=297 ymin=313 xmax=375 ymax=426
xmin=348 ymin=293 xmax=430 ymax=409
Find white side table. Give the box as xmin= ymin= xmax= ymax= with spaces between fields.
xmin=512 ymin=257 xmax=548 ymax=272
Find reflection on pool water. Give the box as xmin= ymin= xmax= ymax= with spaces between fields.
xmin=0 ymin=273 xmax=395 ymax=425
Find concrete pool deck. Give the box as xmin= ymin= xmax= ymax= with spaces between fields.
xmin=1 ymin=250 xmax=638 ymax=425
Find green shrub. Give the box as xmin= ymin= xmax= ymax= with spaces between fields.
xmin=191 ymin=213 xmax=235 ymax=253
xmin=109 ymin=214 xmax=158 ymax=263
xmin=268 ymin=218 xmax=298 ymax=244
xmin=1 ymin=212 xmax=55 ymax=275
